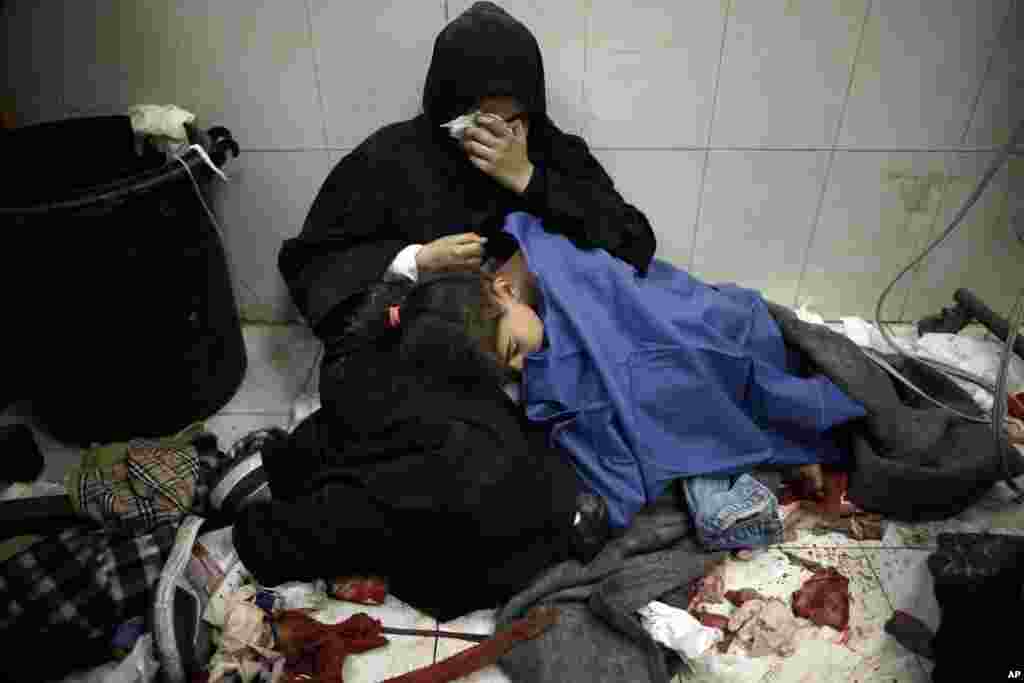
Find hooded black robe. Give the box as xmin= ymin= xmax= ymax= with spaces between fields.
xmin=279 ymin=1 xmax=656 ymax=337
xmin=234 ymin=2 xmax=653 ymax=621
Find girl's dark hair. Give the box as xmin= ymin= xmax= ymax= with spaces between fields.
xmin=343 ymin=272 xmax=510 ymax=385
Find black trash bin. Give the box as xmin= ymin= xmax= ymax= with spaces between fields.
xmin=0 ymin=115 xmax=247 ymax=445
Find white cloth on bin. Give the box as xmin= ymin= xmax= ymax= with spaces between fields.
xmin=129 ymin=105 xmax=195 ymax=141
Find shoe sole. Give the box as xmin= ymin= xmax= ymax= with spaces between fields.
xmin=210 ymin=453 xmax=265 ymax=511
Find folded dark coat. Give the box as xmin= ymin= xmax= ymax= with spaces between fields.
xmin=233 ymin=345 xmax=583 ymax=623
xmin=495 ymin=491 xmax=724 ymax=683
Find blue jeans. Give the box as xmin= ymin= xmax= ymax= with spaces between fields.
xmin=682 ymin=473 xmax=783 ymax=551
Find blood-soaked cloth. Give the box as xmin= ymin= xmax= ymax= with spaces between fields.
xmin=791 ymin=568 xmax=850 ymax=631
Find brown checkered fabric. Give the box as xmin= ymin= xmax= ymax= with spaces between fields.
xmin=73 ymin=439 xmax=201 ymax=538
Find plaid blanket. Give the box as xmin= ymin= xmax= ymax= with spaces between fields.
xmin=0 ymin=428 xmax=232 ymax=646
xmin=0 ymin=522 xmax=177 ymax=639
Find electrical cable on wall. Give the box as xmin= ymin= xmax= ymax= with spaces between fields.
xmin=992 ymin=291 xmax=1024 ymax=499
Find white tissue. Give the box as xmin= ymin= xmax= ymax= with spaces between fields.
xmin=269 ymin=579 xmax=330 ymax=611
xmin=440 ymin=110 xmax=484 ymax=141
xmin=638 ymin=600 xmax=723 ymax=659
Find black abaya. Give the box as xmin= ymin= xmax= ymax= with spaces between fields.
xmin=278 ymin=1 xmax=657 ymax=337
xmin=236 ymin=1 xmax=656 ymax=622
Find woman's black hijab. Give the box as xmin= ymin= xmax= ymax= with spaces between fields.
xmin=281 ymin=1 xmax=655 ymax=336
xmin=422 ymin=1 xmax=547 ymax=131
xmin=417 ymin=1 xmax=570 ymax=192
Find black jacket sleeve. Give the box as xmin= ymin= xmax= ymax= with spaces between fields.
xmin=278 ymin=141 xmax=407 ymax=337
xmin=521 ymin=132 xmax=657 ymax=275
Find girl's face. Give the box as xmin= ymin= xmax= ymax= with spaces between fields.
xmin=490 ymin=275 xmax=544 ymax=373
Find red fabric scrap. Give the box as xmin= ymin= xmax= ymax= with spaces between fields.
xmin=687 ymin=573 xmax=725 ymax=610
xmin=275 ymin=610 xmax=390 ymax=683
xmin=693 ymin=611 xmax=730 ymax=631
xmin=725 ymin=588 xmax=768 ymax=607
xmin=330 ymin=576 xmax=389 ymax=605
xmin=1008 ymin=393 xmax=1024 ymax=421
xmin=380 ymin=606 xmax=559 ymax=683
xmin=791 ymin=568 xmax=850 ymax=631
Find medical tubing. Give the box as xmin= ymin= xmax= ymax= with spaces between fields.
xmin=871 ymin=117 xmax=1024 ymax=423
xmin=992 ymin=290 xmax=1024 ymax=496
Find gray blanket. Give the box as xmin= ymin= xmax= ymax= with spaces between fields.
xmin=495 ymin=303 xmax=1024 ymax=683
xmin=765 ymin=302 xmax=1024 ymax=521
xmin=497 ymin=490 xmax=724 ymax=683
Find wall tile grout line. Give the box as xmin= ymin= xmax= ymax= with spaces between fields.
xmin=862 ymin=545 xmax=937 ymax=680
xmin=791 ymin=0 xmax=874 ymax=310
xmin=235 ymin=146 xmax=1007 ymax=154
xmin=925 ymin=0 xmax=1016 ymax=321
xmin=303 ymin=0 xmax=332 ymax=151
xmin=590 ymin=146 xmax=1006 ymax=153
xmin=685 ymin=0 xmax=733 ymax=271
xmin=896 ymin=0 xmax=1013 ymax=321
xmin=894 ymin=150 xmax=960 ymax=321
xmin=912 ymin=3 xmax=1020 ymax=322
xmin=958 ymin=2 xmax=1012 ymax=147
xmin=239 ymin=148 xmax=357 ymax=153
xmin=580 ymin=0 xmax=590 ymax=139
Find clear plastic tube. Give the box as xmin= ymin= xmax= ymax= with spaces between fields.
xmin=992 ymin=291 xmax=1024 ymax=497
xmin=870 ymin=118 xmax=1024 ymax=423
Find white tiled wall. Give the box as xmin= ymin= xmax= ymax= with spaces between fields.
xmin=711 ymin=0 xmax=867 ymax=149
xmin=838 ymin=0 xmax=1010 ymax=150
xmin=2 ymin=0 xmax=1020 ymax=321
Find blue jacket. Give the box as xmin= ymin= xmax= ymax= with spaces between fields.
xmin=504 ymin=212 xmax=866 ymax=528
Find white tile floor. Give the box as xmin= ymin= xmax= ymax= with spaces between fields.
xmin=5 ymin=322 xmax=1024 ymax=682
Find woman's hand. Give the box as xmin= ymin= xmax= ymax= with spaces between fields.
xmin=462 ymin=114 xmax=535 ymax=194
xmin=416 ymin=233 xmax=488 ymax=275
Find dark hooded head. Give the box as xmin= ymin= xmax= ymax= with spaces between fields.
xmin=422 ymin=2 xmax=547 ymax=129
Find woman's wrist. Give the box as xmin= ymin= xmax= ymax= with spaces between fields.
xmin=516 ymin=163 xmax=536 ymax=195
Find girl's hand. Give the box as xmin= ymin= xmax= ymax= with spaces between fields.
xmin=462 ymin=114 xmax=534 ymax=194
xmin=415 ymin=233 xmax=487 ymax=274
xmin=795 ymin=464 xmax=825 ymax=500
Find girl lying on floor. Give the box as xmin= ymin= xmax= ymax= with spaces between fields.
xmin=234 ymin=213 xmax=865 ymax=621
xmin=470 ymin=212 xmax=868 ymax=551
